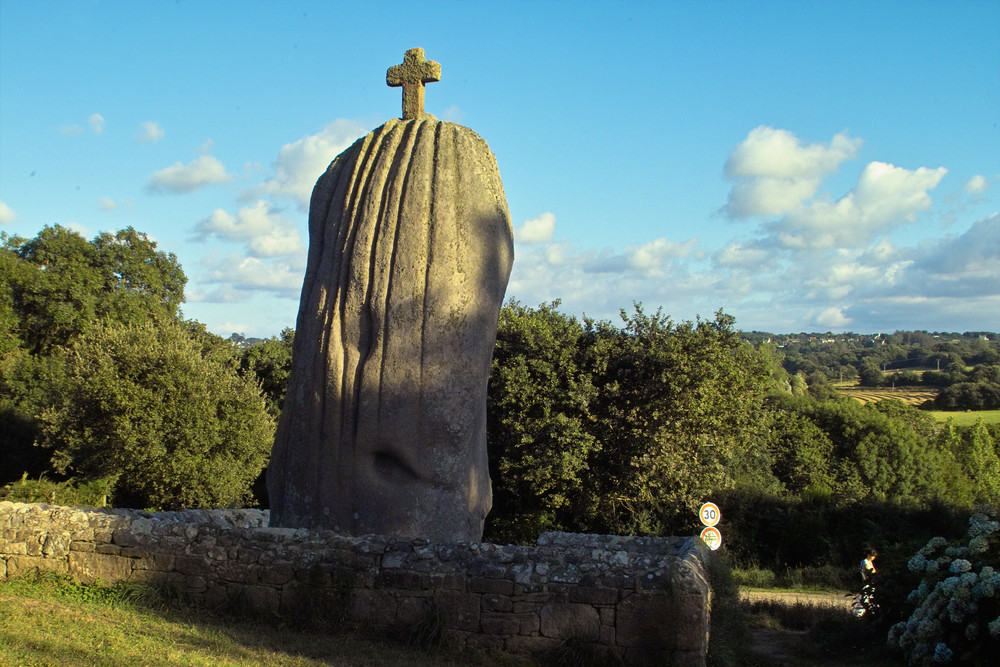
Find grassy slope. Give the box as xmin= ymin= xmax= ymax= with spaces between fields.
xmin=0 ymin=576 xmax=517 ymax=667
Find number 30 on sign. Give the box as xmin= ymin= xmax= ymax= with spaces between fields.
xmin=699 ymin=502 xmax=721 ymax=527
xmin=700 ymin=526 xmax=722 ymax=550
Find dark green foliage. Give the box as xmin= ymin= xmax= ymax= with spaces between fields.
xmin=582 ymin=307 xmax=771 ymax=535
xmin=1 ymin=225 xmax=184 ymax=354
xmin=934 ymin=381 xmax=1000 ymax=410
xmin=486 ymin=302 xmax=772 ymax=541
xmin=0 ymin=473 xmax=114 ymax=507
xmin=487 ymin=301 xmax=599 ymax=542
xmin=238 ymin=328 xmax=294 ymax=418
xmin=41 ymin=320 xmax=274 ymax=509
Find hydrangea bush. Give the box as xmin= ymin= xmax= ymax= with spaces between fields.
xmin=888 ymin=506 xmax=1000 ymax=665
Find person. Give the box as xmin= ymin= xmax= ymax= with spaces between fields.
xmin=853 ymin=548 xmax=879 ymax=617
xmin=861 ymin=549 xmax=877 ymax=583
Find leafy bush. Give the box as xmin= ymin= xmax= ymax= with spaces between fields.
xmin=888 ymin=506 xmax=1000 ymax=665
xmin=0 ymin=473 xmax=113 ymax=507
xmin=41 ymin=320 xmax=274 ymax=510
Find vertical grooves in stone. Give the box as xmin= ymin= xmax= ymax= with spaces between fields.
xmin=375 ymin=119 xmax=420 ymax=434
xmin=418 ymin=121 xmax=443 ymax=440
xmin=338 ymin=121 xmax=402 ymax=528
xmin=313 ymin=134 xmax=374 ymax=510
xmin=316 ymin=123 xmax=385 ymax=524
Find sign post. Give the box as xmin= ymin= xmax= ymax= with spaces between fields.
xmin=698 ymin=502 xmax=722 ymax=550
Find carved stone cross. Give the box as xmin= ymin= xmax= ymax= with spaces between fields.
xmin=386 ymin=48 xmax=441 ymax=120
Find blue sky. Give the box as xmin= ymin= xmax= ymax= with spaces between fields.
xmin=1 ymin=0 xmax=998 ymax=337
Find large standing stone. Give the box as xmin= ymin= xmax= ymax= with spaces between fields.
xmin=267 ymin=115 xmax=514 ymax=542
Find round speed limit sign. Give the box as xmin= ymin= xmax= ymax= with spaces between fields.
xmin=699 ymin=502 xmax=721 ymax=527
xmin=700 ymin=526 xmax=723 ymax=550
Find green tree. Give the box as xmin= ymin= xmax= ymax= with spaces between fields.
xmin=3 ymin=226 xmax=102 ymax=354
xmin=238 ymin=328 xmax=294 ymax=418
xmin=955 ymin=421 xmax=1000 ymax=505
xmin=41 ymin=320 xmax=274 ymax=509
xmin=486 ymin=301 xmax=599 ymax=542
xmin=583 ymin=307 xmax=771 ymax=535
xmin=1 ymin=225 xmax=185 ymax=354
xmin=91 ymin=227 xmax=186 ymax=324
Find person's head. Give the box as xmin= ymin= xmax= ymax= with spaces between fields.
xmin=866 ymin=549 xmax=878 ymax=560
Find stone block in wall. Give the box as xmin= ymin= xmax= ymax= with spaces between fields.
xmin=616 ymin=592 xmax=678 ymax=649
xmin=68 ymin=551 xmax=131 ymax=585
xmin=482 ymin=593 xmax=513 ymax=612
xmin=218 ymin=561 xmax=259 ymax=584
xmin=129 ymin=554 xmax=174 ymax=572
xmin=260 ymin=564 xmax=294 ymax=585
xmin=375 ymin=569 xmax=426 ymax=590
xmin=569 ymin=585 xmax=620 ymax=605
xmin=0 ymin=539 xmax=27 ymax=555
xmin=6 ymin=554 xmax=68 ymax=578
xmin=95 ymin=544 xmax=121 ymax=556
xmin=430 ymin=573 xmax=466 ymax=590
xmin=235 ymin=584 xmax=281 ymax=616
xmin=480 ymin=612 xmax=520 ymax=635
xmin=396 ymin=595 xmax=433 ymax=626
xmin=346 ymin=588 xmax=398 ymax=626
xmin=466 ymin=633 xmax=505 ymax=651
xmin=0 ymin=558 xmax=6 ymax=579
xmin=504 ymin=634 xmax=563 ymax=654
xmin=42 ymin=531 xmax=71 ymax=557
xmin=672 ymin=593 xmax=711 ymax=653
xmin=433 ymin=590 xmax=481 ymax=632
xmin=468 ymin=577 xmax=513 ymax=595
xmin=69 ymin=541 xmax=95 ymax=553
xmin=174 ymin=555 xmax=214 ymax=577
xmin=512 ymin=611 xmax=540 ymax=635
xmin=539 ymin=602 xmax=600 ymax=640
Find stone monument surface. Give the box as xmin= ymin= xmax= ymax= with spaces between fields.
xmin=267 ymin=49 xmax=514 ymax=542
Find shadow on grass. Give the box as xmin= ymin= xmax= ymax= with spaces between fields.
xmin=0 ymin=571 xmax=529 ymax=666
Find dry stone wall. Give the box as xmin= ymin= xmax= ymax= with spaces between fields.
xmin=0 ymin=502 xmax=711 ymax=666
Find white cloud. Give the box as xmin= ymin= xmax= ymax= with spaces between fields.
xmin=771 ymin=162 xmax=947 ymax=249
xmin=98 ymin=197 xmax=132 ymax=212
xmin=249 ymin=119 xmax=365 ymax=210
xmin=963 ymin=174 xmax=988 ymax=196
xmin=726 ymin=127 xmax=861 ymax=179
xmin=147 ymin=155 xmax=232 ymax=194
xmin=194 ymin=200 xmax=304 ymax=258
xmin=88 ymin=113 xmax=105 ymax=135
xmin=60 ymin=125 xmax=84 ymax=136
xmin=137 ymin=121 xmax=164 ymax=144
xmin=815 ymin=307 xmax=852 ymax=328
xmin=515 ymin=212 xmax=556 ymax=244
xmin=714 ymin=241 xmax=772 ymax=268
xmin=724 ymin=127 xmax=861 ymax=218
xmin=0 ymin=200 xmax=17 ymax=224
xmin=199 ymin=254 xmax=304 ymax=298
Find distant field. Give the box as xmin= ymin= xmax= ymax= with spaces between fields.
xmin=927 ymin=410 xmax=1000 ymax=425
xmin=835 ymin=387 xmax=938 ymax=407
xmin=833 ymin=387 xmax=1000 ymax=424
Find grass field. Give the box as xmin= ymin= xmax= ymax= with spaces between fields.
xmin=1 ymin=572 xmax=903 ymax=667
xmin=926 ymin=410 xmax=1000 ymax=425
xmin=0 ymin=574 xmax=523 ymax=667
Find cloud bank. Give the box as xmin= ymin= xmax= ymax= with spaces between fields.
xmin=504 ymin=126 xmax=997 ymax=333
